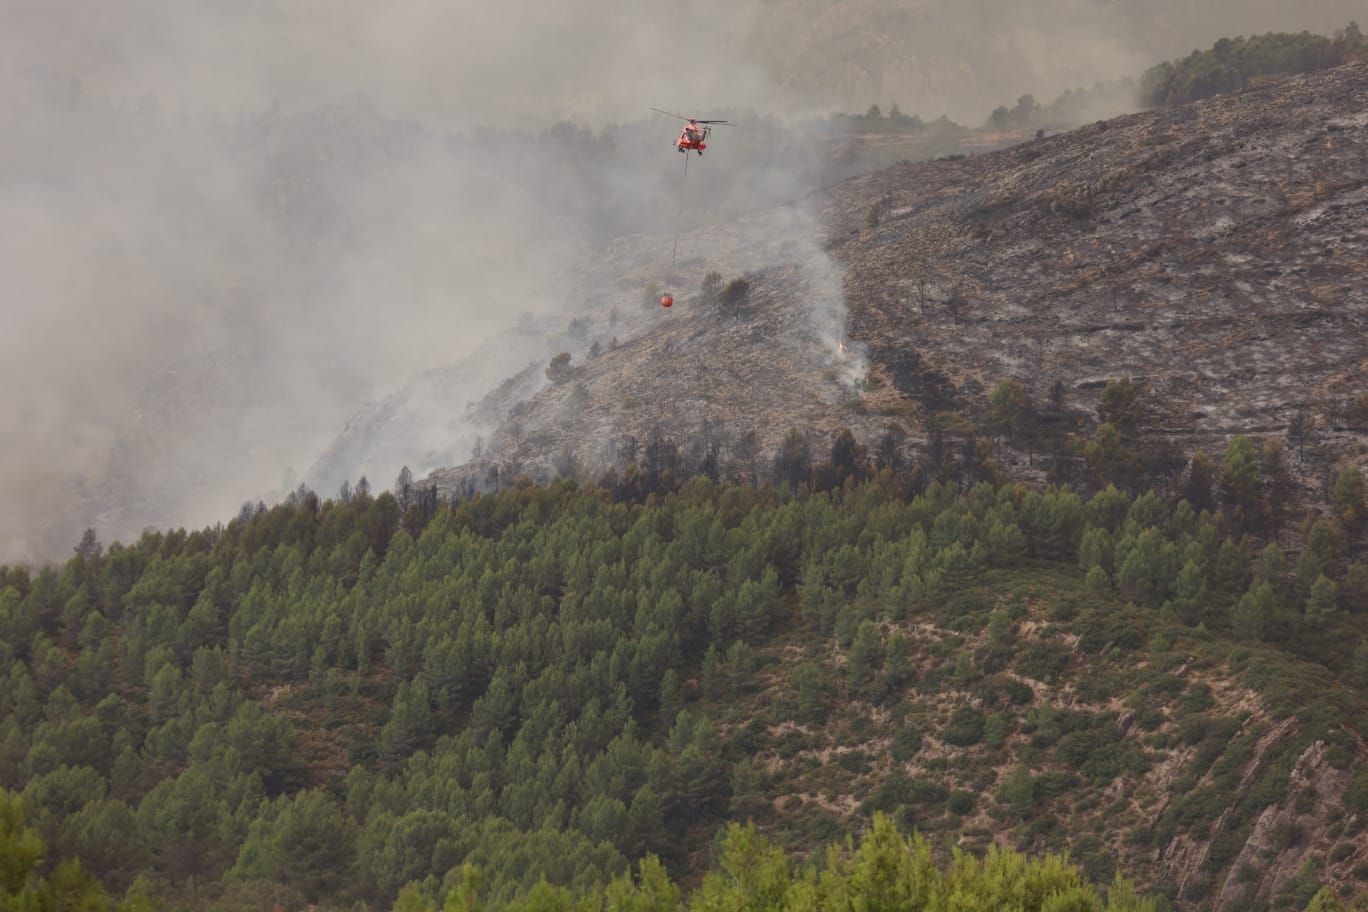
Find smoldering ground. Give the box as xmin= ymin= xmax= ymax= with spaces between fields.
xmin=1 ymin=0 xmax=1359 ymax=561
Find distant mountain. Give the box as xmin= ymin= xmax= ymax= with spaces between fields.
xmin=754 ymin=0 xmax=1366 ymax=118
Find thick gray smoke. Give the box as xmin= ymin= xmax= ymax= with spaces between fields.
xmin=0 ymin=0 xmax=783 ymax=562
xmin=0 ymin=0 xmax=1357 ymax=561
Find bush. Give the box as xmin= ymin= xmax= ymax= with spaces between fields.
xmin=775 ymin=729 xmax=814 ymax=759
xmin=1000 ymin=763 xmax=1037 ymax=819
xmin=545 ymin=352 xmax=572 ymax=383
xmin=1346 ymin=766 xmax=1368 ymax=815
xmin=943 ymin=590 xmax=993 ymax=624
xmin=699 ymin=271 xmax=723 ymax=305
xmin=1075 ymin=606 xmax=1144 ymax=652
xmin=721 ymin=278 xmax=750 ymax=315
xmin=1036 ymin=771 xmax=1079 ymax=799
xmin=943 ymin=707 xmax=986 ymax=746
xmin=947 ymin=790 xmax=975 ymax=815
xmin=1139 ymin=704 xmax=1172 ymax=730
xmin=1180 ymin=684 xmax=1214 ymax=715
xmin=1005 ymin=679 xmax=1035 ymax=705
xmin=1075 ymin=668 xmax=1122 ymax=702
xmin=860 ymin=774 xmax=914 ymax=815
xmin=910 ymin=778 xmax=949 ymax=806
xmin=983 ymin=713 xmax=1011 ymax=749
xmin=1179 ymin=714 xmax=1214 ymax=746
xmin=836 ymin=750 xmax=871 ymax=775
xmin=1056 ymin=728 xmax=1144 ymax=782
xmin=890 ymin=726 xmax=923 ymax=763
xmin=1016 ymin=640 xmax=1070 ymax=683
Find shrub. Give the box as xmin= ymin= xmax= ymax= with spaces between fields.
xmin=775 ymin=729 xmax=813 ymax=759
xmin=890 ymin=727 xmax=923 ymax=763
xmin=1181 ymin=683 xmax=1215 ymax=714
xmin=1075 ymin=668 xmax=1122 ymax=702
xmin=1000 ymin=763 xmax=1037 ymax=819
xmin=721 ymin=277 xmax=751 ymax=315
xmin=860 ymin=774 xmax=913 ymax=815
xmin=1056 ymin=727 xmax=1147 ymax=782
xmin=983 ymin=712 xmax=1011 ymax=749
xmin=1016 ymin=640 xmax=1070 ymax=683
xmin=947 ymin=790 xmax=975 ymax=815
xmin=943 ymin=589 xmax=992 ymax=624
xmin=1035 ymin=771 xmax=1080 ymax=800
xmin=699 ymin=271 xmax=723 ymax=305
xmin=943 ymin=707 xmax=986 ymax=746
xmin=910 ymin=778 xmax=949 ymax=806
xmin=836 ymin=750 xmax=871 ymax=775
xmin=1005 ymin=679 xmax=1035 ymax=705
xmin=1075 ymin=606 xmax=1144 ymax=652
xmin=1346 ymin=766 xmax=1368 ymax=815
xmin=545 ymin=352 xmax=572 ymax=383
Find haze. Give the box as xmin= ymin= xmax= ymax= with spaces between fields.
xmin=0 ymin=0 xmax=1357 ymax=561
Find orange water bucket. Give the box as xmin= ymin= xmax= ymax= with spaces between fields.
xmin=660 ymin=293 xmax=674 ymax=308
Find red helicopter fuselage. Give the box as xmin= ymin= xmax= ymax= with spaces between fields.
xmin=676 ymin=123 xmax=709 ymax=153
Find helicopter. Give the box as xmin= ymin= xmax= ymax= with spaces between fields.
xmin=651 ymin=108 xmax=733 ymax=308
xmin=651 ymin=108 xmax=731 ymax=156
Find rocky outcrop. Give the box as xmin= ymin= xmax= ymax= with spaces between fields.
xmin=1215 ymin=739 xmax=1359 ymax=909
xmin=1156 ymin=716 xmax=1298 ymax=899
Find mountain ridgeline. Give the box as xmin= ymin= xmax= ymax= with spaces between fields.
xmin=1139 ymin=24 xmax=1367 ymax=107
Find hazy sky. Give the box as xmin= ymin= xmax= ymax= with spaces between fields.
xmin=4 ymin=1 xmax=1357 ymax=125
xmin=0 ymin=1 xmax=775 ymax=127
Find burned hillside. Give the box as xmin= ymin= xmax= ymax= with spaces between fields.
xmin=829 ymin=60 xmax=1367 ymax=474
xmin=429 ymin=61 xmax=1367 ymax=504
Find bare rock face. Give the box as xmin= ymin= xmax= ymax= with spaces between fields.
xmin=1153 ymin=715 xmax=1290 ymax=900
xmin=431 ymin=62 xmax=1367 ymax=494
xmin=1215 ymin=739 xmax=1358 ymax=908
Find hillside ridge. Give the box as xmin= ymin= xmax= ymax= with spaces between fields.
xmin=427 ymin=61 xmax=1367 ymax=503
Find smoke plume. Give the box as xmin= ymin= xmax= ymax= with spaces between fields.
xmin=0 ymin=0 xmax=1355 ymax=560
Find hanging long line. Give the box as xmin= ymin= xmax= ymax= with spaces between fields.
xmin=670 ymin=150 xmax=690 ymax=268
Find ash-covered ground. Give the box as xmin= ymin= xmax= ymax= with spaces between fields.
xmin=411 ymin=63 xmax=1365 ymax=500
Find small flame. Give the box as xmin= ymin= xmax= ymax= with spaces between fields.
xmin=838 ymin=340 xmax=850 ymax=356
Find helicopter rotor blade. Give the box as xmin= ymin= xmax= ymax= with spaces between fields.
xmin=650 ymin=107 xmax=693 ymax=121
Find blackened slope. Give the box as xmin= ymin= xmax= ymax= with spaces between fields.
xmin=831 ymin=61 xmax=1367 ymax=457
xmin=433 ymin=64 xmax=1366 ymax=495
